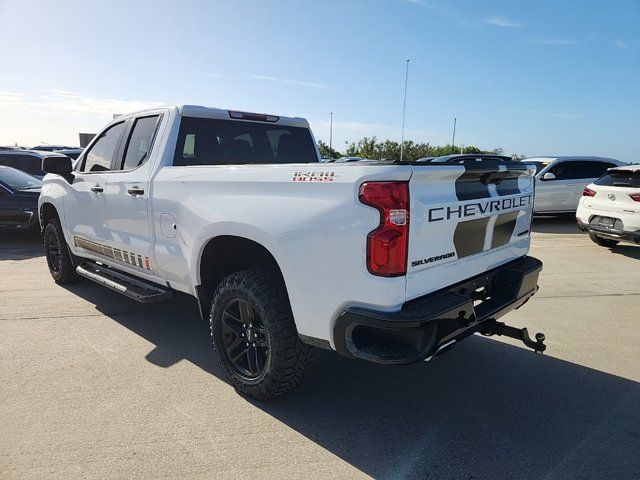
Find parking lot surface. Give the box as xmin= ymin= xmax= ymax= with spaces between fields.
xmin=1 ymin=217 xmax=639 ymax=479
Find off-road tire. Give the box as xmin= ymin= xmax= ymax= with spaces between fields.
xmin=43 ymin=218 xmax=81 ymax=284
xmin=210 ymin=268 xmax=313 ymax=400
xmin=588 ymin=232 xmax=619 ymax=248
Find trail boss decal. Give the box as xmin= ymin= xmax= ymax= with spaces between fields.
xmin=428 ymin=194 xmax=533 ymax=222
xmin=292 ymin=171 xmax=339 ymax=182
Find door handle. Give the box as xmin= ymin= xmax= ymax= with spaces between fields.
xmin=567 ymin=184 xmax=576 ymax=187
xmin=90 ymin=185 xmax=103 ymax=194
xmin=127 ymin=186 xmax=145 ymax=196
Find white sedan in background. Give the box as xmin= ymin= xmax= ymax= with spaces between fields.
xmin=525 ymin=156 xmax=624 ymax=214
xmin=577 ymin=164 xmax=640 ymax=247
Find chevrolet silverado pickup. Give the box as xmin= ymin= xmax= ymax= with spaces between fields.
xmin=39 ymin=105 xmax=545 ymax=399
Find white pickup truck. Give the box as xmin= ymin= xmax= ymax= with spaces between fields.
xmin=39 ymin=105 xmax=545 ymax=399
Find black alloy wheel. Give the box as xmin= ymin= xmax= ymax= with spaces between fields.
xmin=219 ymin=297 xmax=270 ymax=378
xmin=43 ymin=217 xmax=81 ymax=284
xmin=45 ymin=228 xmax=62 ymax=274
xmin=209 ymin=268 xmax=313 ymax=400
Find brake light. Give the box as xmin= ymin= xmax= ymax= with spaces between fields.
xmin=583 ymin=187 xmax=596 ymax=197
xmin=359 ymin=181 xmax=409 ymax=277
xmin=630 ymin=193 xmax=640 ymax=202
xmin=228 ymin=110 xmax=279 ymax=122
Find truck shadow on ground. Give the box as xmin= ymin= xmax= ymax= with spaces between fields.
xmin=532 ymin=214 xmax=582 ymax=234
xmin=0 ymin=229 xmax=42 ymax=260
xmin=61 ymin=282 xmax=640 ymax=480
xmin=610 ymin=244 xmax=640 ymax=260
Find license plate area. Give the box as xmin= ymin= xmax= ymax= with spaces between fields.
xmin=591 ymin=215 xmax=623 ymax=232
xmin=599 ymin=217 xmax=615 ymax=228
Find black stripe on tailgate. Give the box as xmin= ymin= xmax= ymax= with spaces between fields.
xmin=454 ymin=216 xmax=490 ymax=258
xmin=491 ymin=211 xmax=520 ymax=248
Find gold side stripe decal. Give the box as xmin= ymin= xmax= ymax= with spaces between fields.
xmin=74 ymin=236 xmax=152 ymax=272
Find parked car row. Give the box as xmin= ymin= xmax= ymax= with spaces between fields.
xmin=30 ymin=145 xmax=84 ymax=159
xmin=0 ymin=142 xmax=82 ymax=228
xmin=528 ymin=156 xmax=623 ymax=214
xmin=322 ymin=154 xmax=624 ymax=214
xmin=414 ymin=154 xmax=623 ymax=214
xmin=0 ymin=150 xmax=72 ymax=179
xmin=0 ymin=137 xmax=635 ymax=243
xmin=0 ymin=166 xmax=41 ymax=230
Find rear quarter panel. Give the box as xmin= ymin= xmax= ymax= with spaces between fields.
xmin=151 ymin=163 xmax=411 ymax=344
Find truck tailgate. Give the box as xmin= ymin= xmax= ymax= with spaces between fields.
xmin=406 ymin=161 xmax=536 ymax=301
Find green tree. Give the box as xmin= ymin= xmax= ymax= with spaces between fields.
xmin=337 ymin=137 xmax=501 ymax=161
xmin=317 ymin=140 xmax=341 ymax=159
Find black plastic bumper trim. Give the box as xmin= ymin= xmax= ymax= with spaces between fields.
xmin=577 ymin=221 xmax=640 ymax=244
xmin=334 ymin=255 xmax=543 ymax=364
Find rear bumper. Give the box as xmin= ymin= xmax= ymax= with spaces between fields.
xmin=334 ymin=256 xmax=543 ymax=364
xmin=577 ymin=220 xmax=640 ymax=244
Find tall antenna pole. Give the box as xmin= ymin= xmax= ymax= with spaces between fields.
xmin=329 ymin=112 xmax=333 ymax=155
xmin=451 ymin=117 xmax=457 ymax=154
xmin=400 ymin=59 xmax=410 ymax=162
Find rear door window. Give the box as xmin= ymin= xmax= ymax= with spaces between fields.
xmin=548 ymin=162 xmax=576 ymax=180
xmin=173 ymin=117 xmax=318 ymax=166
xmin=119 ymin=115 xmax=161 ymax=171
xmin=584 ymin=162 xmax=617 ymax=178
xmin=549 ymin=161 xmax=612 ymax=180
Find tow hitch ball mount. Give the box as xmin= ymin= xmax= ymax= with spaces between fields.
xmin=480 ymin=319 xmax=547 ymax=355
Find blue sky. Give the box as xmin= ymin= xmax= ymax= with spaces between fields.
xmin=0 ymin=0 xmax=638 ymax=161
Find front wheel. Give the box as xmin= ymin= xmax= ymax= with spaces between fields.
xmin=589 ymin=232 xmax=619 ymax=248
xmin=43 ymin=218 xmax=81 ymax=284
xmin=210 ymin=268 xmax=313 ymax=400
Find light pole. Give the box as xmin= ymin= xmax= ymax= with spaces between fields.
xmin=400 ymin=59 xmax=410 ymax=162
xmin=329 ymin=112 xmax=333 ymax=155
xmin=451 ymin=117 xmax=457 ymax=154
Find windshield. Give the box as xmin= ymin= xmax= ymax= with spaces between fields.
xmin=0 ymin=168 xmax=42 ymax=190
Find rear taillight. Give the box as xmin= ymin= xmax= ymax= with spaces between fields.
xmin=630 ymin=193 xmax=640 ymax=202
xmin=583 ymin=187 xmax=596 ymax=197
xmin=359 ymin=181 xmax=409 ymax=277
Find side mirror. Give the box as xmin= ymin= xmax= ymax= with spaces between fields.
xmin=542 ymin=172 xmax=556 ymax=181
xmin=42 ymin=156 xmax=72 ymax=175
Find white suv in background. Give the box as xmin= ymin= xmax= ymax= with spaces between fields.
xmin=526 ymin=156 xmax=623 ymax=214
xmin=577 ymin=164 xmax=640 ymax=247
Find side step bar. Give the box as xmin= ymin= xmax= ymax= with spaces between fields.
xmin=76 ymin=261 xmax=173 ymax=303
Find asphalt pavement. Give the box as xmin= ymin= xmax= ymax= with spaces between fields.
xmin=1 ymin=217 xmax=639 ymax=479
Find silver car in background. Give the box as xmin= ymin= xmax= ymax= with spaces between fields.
xmin=525 ymin=156 xmax=623 ymax=214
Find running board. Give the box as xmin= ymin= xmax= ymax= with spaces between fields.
xmin=76 ymin=261 xmax=173 ymax=303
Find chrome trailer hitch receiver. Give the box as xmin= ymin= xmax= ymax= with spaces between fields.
xmin=480 ymin=319 xmax=547 ymax=354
